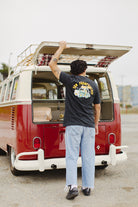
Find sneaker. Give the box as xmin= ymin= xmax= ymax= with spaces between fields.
xmin=66 ymin=186 xmax=79 ymax=200
xmin=82 ymin=188 xmax=91 ymax=196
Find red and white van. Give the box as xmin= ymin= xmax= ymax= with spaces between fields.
xmin=0 ymin=42 xmax=131 ymax=175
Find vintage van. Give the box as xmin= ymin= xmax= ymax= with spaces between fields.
xmin=0 ymin=42 xmax=131 ymax=175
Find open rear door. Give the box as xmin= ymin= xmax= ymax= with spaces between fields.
xmin=32 ymin=41 xmax=132 ymax=67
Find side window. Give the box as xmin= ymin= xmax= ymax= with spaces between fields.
xmin=1 ymin=84 xmax=7 ymax=102
xmin=5 ymin=81 xmax=13 ymax=101
xmin=11 ymin=76 xmax=19 ymax=100
xmin=0 ymin=86 xmax=2 ymax=100
xmin=98 ymin=77 xmax=110 ymax=99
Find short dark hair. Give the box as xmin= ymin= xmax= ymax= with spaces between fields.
xmin=70 ymin=60 xmax=87 ymax=75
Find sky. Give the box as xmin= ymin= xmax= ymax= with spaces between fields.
xmin=0 ymin=0 xmax=138 ymax=86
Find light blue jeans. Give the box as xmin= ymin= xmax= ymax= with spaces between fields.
xmin=65 ymin=125 xmax=95 ymax=189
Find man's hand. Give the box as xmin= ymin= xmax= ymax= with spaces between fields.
xmin=94 ymin=104 xmax=101 ymax=135
xmin=49 ymin=41 xmax=67 ymax=80
xmin=59 ymin=41 xmax=67 ymax=50
xmin=95 ymin=124 xmax=99 ymax=135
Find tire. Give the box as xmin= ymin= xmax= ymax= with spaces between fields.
xmin=0 ymin=148 xmax=7 ymax=156
xmin=9 ymin=147 xmax=21 ymax=176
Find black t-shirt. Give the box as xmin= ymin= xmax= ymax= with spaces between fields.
xmin=59 ymin=72 xmax=100 ymax=128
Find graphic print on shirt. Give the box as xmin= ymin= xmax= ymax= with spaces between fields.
xmin=73 ymin=81 xmax=93 ymax=98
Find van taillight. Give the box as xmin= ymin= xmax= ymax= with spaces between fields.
xmin=108 ymin=133 xmax=116 ymax=144
xmin=33 ymin=137 xmax=41 ymax=149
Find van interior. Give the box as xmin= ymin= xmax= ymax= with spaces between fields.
xmin=32 ymin=71 xmax=114 ymax=123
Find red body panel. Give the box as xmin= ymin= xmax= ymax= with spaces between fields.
xmin=0 ymin=103 xmax=121 ymax=159
xmin=0 ymin=105 xmax=16 ymax=152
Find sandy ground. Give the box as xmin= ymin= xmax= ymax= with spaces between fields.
xmin=0 ymin=114 xmax=138 ymax=207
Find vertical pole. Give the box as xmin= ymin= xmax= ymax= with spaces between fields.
xmin=8 ymin=52 xmax=13 ymax=76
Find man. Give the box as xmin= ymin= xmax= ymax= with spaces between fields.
xmin=49 ymin=41 xmax=101 ymax=200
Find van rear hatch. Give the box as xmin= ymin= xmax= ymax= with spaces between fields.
xmin=33 ymin=41 xmax=132 ymax=67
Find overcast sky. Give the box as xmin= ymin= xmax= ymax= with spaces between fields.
xmin=0 ymin=0 xmax=138 ymax=86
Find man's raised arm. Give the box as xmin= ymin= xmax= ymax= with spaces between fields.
xmin=49 ymin=41 xmax=67 ymax=80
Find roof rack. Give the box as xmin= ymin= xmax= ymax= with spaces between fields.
xmin=17 ymin=44 xmax=38 ymax=67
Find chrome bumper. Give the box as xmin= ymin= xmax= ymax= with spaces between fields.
xmin=14 ymin=144 xmax=128 ymax=171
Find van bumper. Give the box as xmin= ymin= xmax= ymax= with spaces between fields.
xmin=14 ymin=144 xmax=128 ymax=171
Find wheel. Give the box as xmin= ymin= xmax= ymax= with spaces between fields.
xmin=0 ymin=148 xmax=7 ymax=156
xmin=9 ymin=147 xmax=21 ymax=176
